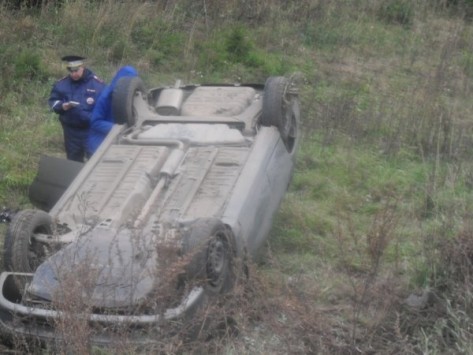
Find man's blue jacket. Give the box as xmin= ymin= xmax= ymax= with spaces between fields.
xmin=88 ymin=66 xmax=138 ymax=155
xmin=48 ymin=68 xmax=105 ymax=161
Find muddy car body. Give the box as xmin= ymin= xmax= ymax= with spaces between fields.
xmin=0 ymin=76 xmax=300 ymax=344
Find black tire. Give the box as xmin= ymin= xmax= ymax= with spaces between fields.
xmin=112 ymin=76 xmax=146 ymax=127
xmin=261 ymin=76 xmax=300 ymax=152
xmin=4 ymin=209 xmax=52 ymax=273
xmin=182 ymin=219 xmax=235 ymax=294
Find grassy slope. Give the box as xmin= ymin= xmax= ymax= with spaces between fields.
xmin=1 ymin=0 xmax=473 ymax=353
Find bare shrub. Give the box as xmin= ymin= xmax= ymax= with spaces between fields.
xmin=52 ymin=261 xmax=97 ymax=354
xmin=332 ymin=193 xmax=403 ymax=352
xmin=383 ymin=220 xmax=473 ymax=353
xmin=440 ymin=222 xmax=473 ymax=285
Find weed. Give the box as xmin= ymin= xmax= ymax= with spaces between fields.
xmin=13 ymin=50 xmax=44 ymax=81
xmin=378 ymin=0 xmax=414 ymax=26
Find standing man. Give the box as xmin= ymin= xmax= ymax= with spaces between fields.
xmin=48 ymin=55 xmax=105 ymax=162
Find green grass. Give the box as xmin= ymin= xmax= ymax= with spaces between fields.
xmin=1 ymin=0 xmax=473 ymax=353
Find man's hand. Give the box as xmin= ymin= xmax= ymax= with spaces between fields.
xmin=62 ymin=101 xmax=79 ymax=110
xmin=62 ymin=102 xmax=73 ymax=110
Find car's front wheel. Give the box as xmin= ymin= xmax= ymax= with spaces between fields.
xmin=182 ymin=218 xmax=235 ymax=294
xmin=4 ymin=209 xmax=52 ymax=273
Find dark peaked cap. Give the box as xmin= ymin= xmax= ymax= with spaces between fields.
xmin=61 ymin=55 xmax=86 ymax=68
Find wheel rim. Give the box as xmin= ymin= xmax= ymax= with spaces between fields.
xmin=207 ymin=236 xmax=227 ymax=287
xmin=281 ymin=98 xmax=298 ymax=151
xmin=281 ymin=102 xmax=291 ymax=139
xmin=128 ymin=90 xmax=143 ymax=126
xmin=28 ymin=225 xmax=50 ymax=270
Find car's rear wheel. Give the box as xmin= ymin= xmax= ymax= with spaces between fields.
xmin=182 ymin=218 xmax=235 ymax=294
xmin=261 ymin=76 xmax=300 ymax=152
xmin=4 ymin=209 xmax=52 ymax=273
xmin=112 ymin=76 xmax=146 ymax=127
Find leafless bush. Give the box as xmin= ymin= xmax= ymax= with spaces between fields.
xmin=52 ymin=262 xmax=97 ymax=354
xmin=332 ymin=193 xmax=404 ymax=352
xmin=383 ymin=219 xmax=473 ymax=354
xmin=435 ymin=221 xmax=473 ymax=308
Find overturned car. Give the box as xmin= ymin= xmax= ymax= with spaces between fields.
xmin=0 ymin=76 xmax=301 ymax=344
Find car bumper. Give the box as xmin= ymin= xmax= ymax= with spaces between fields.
xmin=0 ymin=272 xmax=205 ymax=345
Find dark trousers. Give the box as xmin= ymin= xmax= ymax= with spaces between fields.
xmin=63 ymin=126 xmax=90 ymax=163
